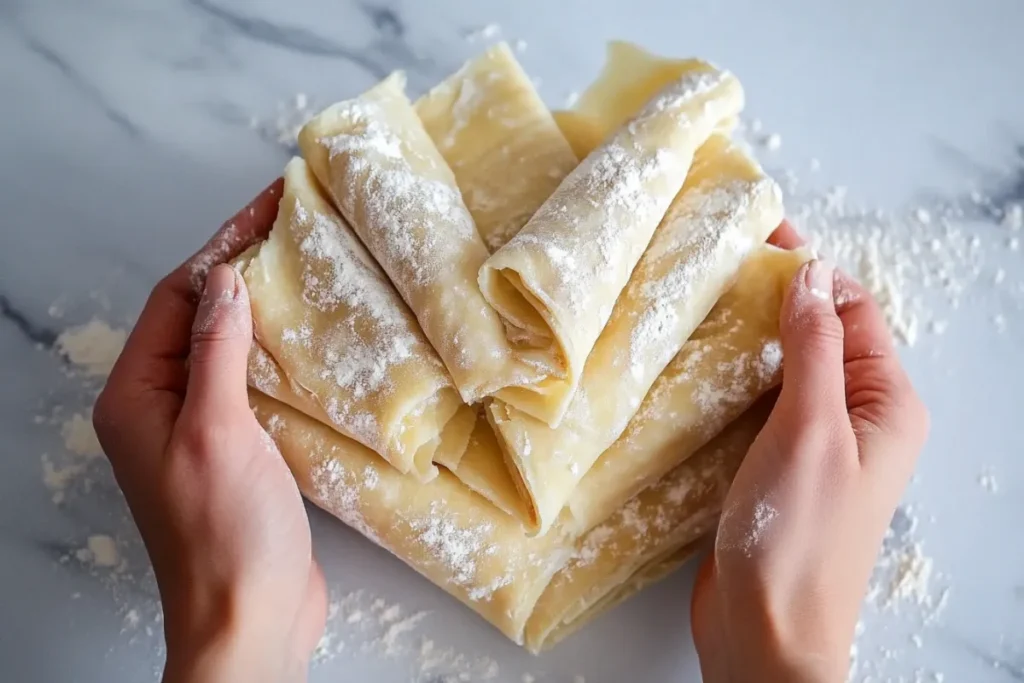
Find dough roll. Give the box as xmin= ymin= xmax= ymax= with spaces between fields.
xmin=298 ymin=74 xmax=553 ymax=404
xmin=566 ymin=245 xmax=810 ymax=534
xmin=415 ymin=42 xmax=579 ymax=252
xmin=486 ymin=139 xmax=784 ymax=535
xmin=240 ymin=158 xmax=461 ymax=479
xmin=479 ymin=60 xmax=744 ymax=427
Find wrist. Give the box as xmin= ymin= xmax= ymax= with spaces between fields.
xmin=161 ymin=584 xmax=307 ymax=683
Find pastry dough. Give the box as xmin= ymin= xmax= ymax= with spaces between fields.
xmin=233 ymin=40 xmax=804 ymax=652
xmin=250 ymin=391 xmax=573 ymax=643
xmin=415 ymin=42 xmax=578 ymax=252
xmin=479 ymin=60 xmax=744 ymax=427
xmin=248 ymin=388 xmax=771 ymax=650
xmin=566 ymin=246 xmax=808 ymax=534
xmin=486 ymin=137 xmax=785 ymax=535
xmin=241 ymin=158 xmax=460 ymax=479
xmin=524 ymin=396 xmax=773 ymax=652
xmin=298 ymin=74 xmax=554 ymax=404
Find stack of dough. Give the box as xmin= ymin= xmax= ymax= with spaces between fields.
xmin=238 ymin=41 xmax=811 ymax=651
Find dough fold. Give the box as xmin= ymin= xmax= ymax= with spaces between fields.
xmin=479 ymin=60 xmax=744 ymax=427
xmin=298 ymin=73 xmax=552 ymax=404
xmin=415 ymin=42 xmax=579 ymax=252
xmin=248 ymin=389 xmax=771 ymax=649
xmin=240 ymin=158 xmax=460 ymax=479
xmin=486 ymin=137 xmax=785 ymax=534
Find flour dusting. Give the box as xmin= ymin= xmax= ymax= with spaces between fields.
xmin=55 ymin=318 xmax=127 ymax=376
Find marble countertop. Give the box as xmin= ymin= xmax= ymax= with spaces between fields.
xmin=2 ymin=0 xmax=1022 ymax=681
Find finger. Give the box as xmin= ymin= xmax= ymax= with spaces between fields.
xmin=833 ymin=270 xmax=929 ymax=465
xmin=767 ymin=219 xmax=805 ymax=250
xmin=185 ymin=177 xmax=284 ymax=295
xmin=183 ymin=265 xmax=254 ymax=415
xmin=773 ymin=259 xmax=848 ymax=431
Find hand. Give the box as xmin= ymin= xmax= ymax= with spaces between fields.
xmin=691 ymin=222 xmax=929 ymax=682
xmin=93 ymin=180 xmax=327 ymax=683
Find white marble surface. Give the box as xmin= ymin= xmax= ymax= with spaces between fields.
xmin=2 ymin=0 xmax=1023 ymax=681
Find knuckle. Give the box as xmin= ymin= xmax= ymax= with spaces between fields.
xmin=798 ymin=311 xmax=845 ymax=345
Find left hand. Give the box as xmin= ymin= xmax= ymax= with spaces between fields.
xmin=93 ymin=180 xmax=327 ymax=683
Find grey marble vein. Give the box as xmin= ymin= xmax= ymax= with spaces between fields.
xmin=18 ymin=32 xmax=144 ymax=140
xmin=0 ymin=295 xmax=58 ymax=348
xmin=184 ymin=0 xmax=447 ymax=90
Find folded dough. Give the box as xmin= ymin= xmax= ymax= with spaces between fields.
xmin=486 ymin=136 xmax=784 ymax=535
xmin=250 ymin=391 xmax=573 ymax=643
xmin=249 ymin=386 xmax=771 ymax=649
xmin=479 ymin=60 xmax=744 ymax=427
xmin=415 ymin=42 xmax=578 ymax=252
xmin=298 ymin=74 xmax=554 ymax=404
xmin=566 ymin=246 xmax=809 ymax=534
xmin=240 ymin=157 xmax=461 ymax=479
xmin=524 ymin=396 xmax=773 ymax=652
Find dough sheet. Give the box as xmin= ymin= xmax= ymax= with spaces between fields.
xmin=415 ymin=42 xmax=579 ymax=252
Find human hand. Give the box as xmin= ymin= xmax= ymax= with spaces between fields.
xmin=93 ymin=180 xmax=327 ymax=683
xmin=691 ymin=222 xmax=929 ymax=682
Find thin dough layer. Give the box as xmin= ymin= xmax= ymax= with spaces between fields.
xmin=241 ymin=158 xmax=459 ymax=479
xmin=415 ymin=43 xmax=579 ymax=252
xmin=479 ymin=60 xmax=744 ymax=427
xmin=523 ymin=398 xmax=772 ymax=652
xmin=298 ymin=74 xmax=553 ymax=404
xmin=566 ymin=246 xmax=809 ymax=534
xmin=249 ymin=388 xmax=771 ymax=649
xmin=486 ymin=137 xmax=785 ymax=535
xmin=250 ymin=391 xmax=572 ymax=644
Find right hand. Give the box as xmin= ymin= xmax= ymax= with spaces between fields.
xmin=691 ymin=222 xmax=929 ymax=682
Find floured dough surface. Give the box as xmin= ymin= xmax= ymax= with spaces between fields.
xmin=239 ymin=40 xmax=800 ymax=650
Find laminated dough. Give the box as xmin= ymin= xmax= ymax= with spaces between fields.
xmin=298 ymin=73 xmax=556 ymax=404
xmin=565 ymin=246 xmax=809 ymax=534
xmin=478 ymin=59 xmax=744 ymax=427
xmin=249 ymin=389 xmax=771 ymax=648
xmin=250 ymin=390 xmax=573 ymax=643
xmin=239 ymin=157 xmax=461 ymax=479
xmin=415 ymin=42 xmax=579 ymax=252
xmin=486 ymin=137 xmax=785 ymax=535
xmin=523 ymin=395 xmax=774 ymax=652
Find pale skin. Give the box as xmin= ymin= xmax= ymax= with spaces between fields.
xmin=93 ymin=183 xmax=928 ymax=683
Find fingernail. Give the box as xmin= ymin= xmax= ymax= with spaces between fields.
xmin=194 ymin=265 xmax=238 ymax=334
xmin=804 ymin=259 xmax=834 ymax=301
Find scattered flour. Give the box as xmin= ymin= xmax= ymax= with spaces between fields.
xmin=250 ymin=92 xmax=317 ymax=152
xmin=77 ymin=534 xmax=121 ymax=569
xmin=313 ymin=590 xmax=505 ymax=681
xmin=978 ymin=468 xmax=999 ymax=494
xmin=55 ymin=318 xmax=127 ymax=376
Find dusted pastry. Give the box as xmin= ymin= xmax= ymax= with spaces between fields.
xmin=415 ymin=42 xmax=578 ymax=252
xmin=298 ymin=74 xmax=554 ymax=404
xmin=240 ymin=158 xmax=461 ymax=479
xmin=479 ymin=59 xmax=744 ymax=427
xmin=486 ymin=136 xmax=785 ymax=534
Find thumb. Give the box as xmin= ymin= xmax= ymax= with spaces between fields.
xmin=774 ymin=259 xmax=846 ymax=427
xmin=185 ymin=264 xmax=253 ymax=414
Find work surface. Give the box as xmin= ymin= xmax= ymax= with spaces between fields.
xmin=1 ymin=0 xmax=1022 ymax=681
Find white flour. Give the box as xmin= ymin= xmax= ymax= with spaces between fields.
xmin=55 ymin=318 xmax=127 ymax=376
xmin=313 ymin=590 xmax=505 ymax=681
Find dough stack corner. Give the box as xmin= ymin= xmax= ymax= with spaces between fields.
xmin=238 ymin=40 xmax=810 ymax=650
